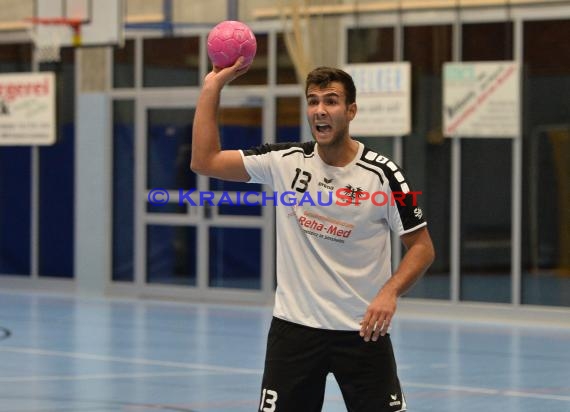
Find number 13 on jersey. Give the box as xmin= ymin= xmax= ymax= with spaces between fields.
xmin=291 ymin=168 xmax=312 ymax=193
xmin=259 ymin=388 xmax=278 ymax=411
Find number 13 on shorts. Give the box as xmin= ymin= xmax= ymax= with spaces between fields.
xmin=259 ymin=388 xmax=278 ymax=411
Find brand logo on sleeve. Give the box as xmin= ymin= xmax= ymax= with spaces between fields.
xmin=414 ymin=207 xmax=423 ymax=219
xmin=389 ymin=393 xmax=401 ymax=407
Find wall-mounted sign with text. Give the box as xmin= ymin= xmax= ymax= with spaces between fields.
xmin=344 ymin=62 xmax=411 ymax=137
xmin=0 ymin=72 xmax=56 ymax=146
xmin=443 ymin=61 xmax=520 ymax=138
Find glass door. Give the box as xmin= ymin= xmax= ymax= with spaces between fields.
xmin=135 ymin=92 xmax=274 ymax=303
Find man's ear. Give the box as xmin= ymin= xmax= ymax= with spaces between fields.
xmin=348 ymin=102 xmax=357 ymax=121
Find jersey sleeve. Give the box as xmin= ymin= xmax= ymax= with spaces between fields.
xmin=239 ymin=146 xmax=274 ymax=186
xmin=239 ymin=141 xmax=315 ymax=187
xmin=387 ymin=186 xmax=427 ymax=235
xmin=382 ymin=166 xmax=427 ymax=235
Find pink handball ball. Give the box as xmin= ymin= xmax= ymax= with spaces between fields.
xmin=207 ymin=20 xmax=257 ymax=69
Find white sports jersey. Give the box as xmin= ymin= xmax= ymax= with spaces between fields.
xmin=241 ymin=140 xmax=427 ymax=330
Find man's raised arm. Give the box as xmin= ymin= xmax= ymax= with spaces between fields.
xmin=190 ymin=59 xmax=250 ymax=182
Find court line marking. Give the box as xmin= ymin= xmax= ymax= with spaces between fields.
xmin=1 ymin=346 xmax=569 ymax=403
xmin=0 ymin=346 xmax=261 ymax=374
xmin=405 ymin=382 xmax=570 ymax=402
xmin=502 ymin=390 xmax=570 ymax=402
xmin=405 ymin=382 xmax=498 ymax=395
xmin=0 ymin=370 xmax=230 ymax=383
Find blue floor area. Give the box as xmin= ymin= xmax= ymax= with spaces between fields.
xmin=0 ymin=291 xmax=569 ymax=412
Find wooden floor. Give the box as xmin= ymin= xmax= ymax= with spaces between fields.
xmin=0 ymin=290 xmax=569 ymax=412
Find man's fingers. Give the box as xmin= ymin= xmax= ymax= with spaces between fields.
xmin=371 ymin=321 xmax=383 ymax=341
xmin=360 ymin=316 xmax=380 ymax=342
xmin=360 ymin=314 xmax=392 ymax=342
xmin=359 ymin=316 xmax=371 ymax=337
xmin=381 ymin=315 xmax=393 ymax=335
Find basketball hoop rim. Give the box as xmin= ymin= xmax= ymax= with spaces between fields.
xmin=26 ymin=17 xmax=84 ymax=29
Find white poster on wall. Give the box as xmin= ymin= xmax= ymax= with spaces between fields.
xmin=443 ymin=61 xmax=520 ymax=138
xmin=0 ymin=72 xmax=56 ymax=146
xmin=344 ymin=62 xmax=411 ymax=136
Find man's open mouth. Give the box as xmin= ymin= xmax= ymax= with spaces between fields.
xmin=316 ymin=123 xmax=332 ymax=133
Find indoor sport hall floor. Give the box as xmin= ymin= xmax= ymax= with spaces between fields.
xmin=0 ymin=290 xmax=568 ymax=412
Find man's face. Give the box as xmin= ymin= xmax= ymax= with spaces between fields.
xmin=306 ymin=81 xmax=356 ymax=147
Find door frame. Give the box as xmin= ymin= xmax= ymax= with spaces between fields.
xmin=126 ymin=89 xmax=276 ymax=304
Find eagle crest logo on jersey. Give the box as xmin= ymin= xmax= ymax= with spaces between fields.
xmin=339 ymin=184 xmax=367 ymax=205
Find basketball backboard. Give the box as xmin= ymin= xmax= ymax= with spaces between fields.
xmin=35 ymin=0 xmax=124 ymax=48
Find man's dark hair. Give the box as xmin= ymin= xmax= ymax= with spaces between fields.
xmin=305 ymin=67 xmax=356 ymax=105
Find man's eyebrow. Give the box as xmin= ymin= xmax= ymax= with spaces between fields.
xmin=307 ymin=92 xmax=341 ymax=98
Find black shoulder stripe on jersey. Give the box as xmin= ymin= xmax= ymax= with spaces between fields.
xmin=360 ymin=146 xmax=426 ymax=230
xmin=359 ymin=147 xmax=404 ymax=193
xmin=282 ymin=148 xmax=315 ymax=158
xmin=355 ymin=162 xmax=385 ymax=185
xmin=242 ymin=141 xmax=315 ymax=157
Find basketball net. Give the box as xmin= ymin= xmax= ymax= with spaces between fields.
xmin=277 ymin=0 xmax=341 ymax=83
xmin=27 ymin=18 xmax=82 ymax=63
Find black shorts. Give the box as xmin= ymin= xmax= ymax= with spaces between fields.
xmin=258 ymin=317 xmax=407 ymax=412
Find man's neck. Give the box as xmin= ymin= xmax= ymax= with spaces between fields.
xmin=317 ymin=138 xmax=359 ymax=167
